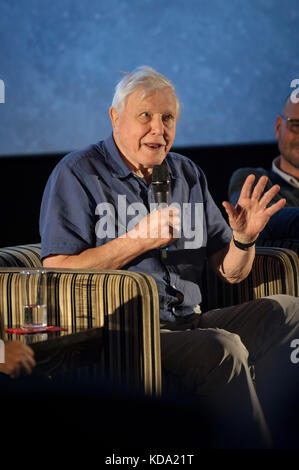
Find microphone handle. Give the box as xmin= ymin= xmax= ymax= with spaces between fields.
xmin=153 ymin=186 xmax=169 ymax=260
xmin=154 ymin=191 xmax=169 ymax=205
xmin=157 ymin=196 xmax=169 ymax=260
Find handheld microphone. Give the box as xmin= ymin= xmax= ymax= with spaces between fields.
xmin=152 ymin=160 xmax=170 ymax=205
xmin=152 ymin=161 xmax=170 ymax=260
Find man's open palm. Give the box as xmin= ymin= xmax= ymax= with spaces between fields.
xmin=222 ymin=174 xmax=286 ymax=241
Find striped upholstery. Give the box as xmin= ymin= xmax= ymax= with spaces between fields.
xmin=203 ymin=246 xmax=299 ymax=311
xmin=0 ymin=244 xmax=42 ymax=267
xmin=0 ymin=309 xmax=3 ymax=340
xmin=0 ymin=257 xmax=161 ymax=396
xmin=0 ymin=243 xmax=298 ymax=395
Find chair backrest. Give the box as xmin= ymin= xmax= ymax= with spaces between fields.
xmin=201 ymin=246 xmax=299 ymax=312
xmin=256 ymin=238 xmax=299 ymax=255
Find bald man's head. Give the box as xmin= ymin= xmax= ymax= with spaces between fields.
xmin=275 ymin=96 xmax=299 ymax=178
xmin=282 ymin=95 xmax=299 ymax=117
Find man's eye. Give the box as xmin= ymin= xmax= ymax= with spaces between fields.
xmin=290 ymin=121 xmax=299 ymax=131
xmin=138 ymin=112 xmax=151 ymax=122
xmin=162 ymin=114 xmax=175 ymax=127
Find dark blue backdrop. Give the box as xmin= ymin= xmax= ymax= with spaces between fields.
xmin=0 ymin=0 xmax=299 ymax=155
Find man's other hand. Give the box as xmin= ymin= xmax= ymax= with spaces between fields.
xmin=0 ymin=341 xmax=36 ymax=378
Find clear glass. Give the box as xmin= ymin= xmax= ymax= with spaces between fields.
xmin=20 ymin=270 xmax=47 ymax=330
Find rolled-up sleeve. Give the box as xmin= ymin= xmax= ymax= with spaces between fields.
xmin=39 ymin=158 xmax=96 ymax=260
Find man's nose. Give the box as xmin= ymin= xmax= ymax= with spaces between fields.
xmin=150 ymin=114 xmax=164 ymax=134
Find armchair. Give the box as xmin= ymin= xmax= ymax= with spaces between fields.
xmin=203 ymin=246 xmax=298 ymax=311
xmin=0 ymin=243 xmax=298 ymax=397
xmin=0 ymin=244 xmax=161 ymax=396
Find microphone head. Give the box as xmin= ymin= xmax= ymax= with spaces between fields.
xmin=152 ymin=160 xmax=170 ymax=205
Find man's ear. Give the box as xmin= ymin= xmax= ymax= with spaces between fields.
xmin=275 ymin=115 xmax=282 ymax=140
xmin=109 ymin=106 xmax=119 ymax=131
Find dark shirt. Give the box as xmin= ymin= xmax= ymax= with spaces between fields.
xmin=228 ymin=166 xmax=299 ymax=241
xmin=229 ymin=166 xmax=299 ymax=208
xmin=40 ymin=134 xmax=232 ymax=321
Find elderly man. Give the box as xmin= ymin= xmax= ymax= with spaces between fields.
xmin=40 ymin=66 xmax=299 ymax=447
xmin=229 ymin=94 xmax=299 ymax=241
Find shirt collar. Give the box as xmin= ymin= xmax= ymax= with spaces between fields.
xmin=103 ymin=133 xmax=177 ymax=180
xmin=272 ymin=156 xmax=299 ymax=189
xmin=103 ymin=134 xmax=132 ymax=178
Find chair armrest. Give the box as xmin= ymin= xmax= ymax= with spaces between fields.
xmin=0 ymin=244 xmax=42 ymax=267
xmin=0 ymin=267 xmax=161 ymax=396
xmin=203 ymin=246 xmax=299 ymax=311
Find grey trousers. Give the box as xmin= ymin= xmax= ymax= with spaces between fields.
xmin=160 ymin=294 xmax=299 ymax=448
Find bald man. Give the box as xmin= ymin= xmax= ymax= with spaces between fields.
xmin=228 ymin=95 xmax=299 ymax=240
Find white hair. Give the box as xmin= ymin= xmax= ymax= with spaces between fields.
xmin=111 ymin=65 xmax=180 ymax=118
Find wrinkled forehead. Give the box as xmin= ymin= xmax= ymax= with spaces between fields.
xmin=125 ymin=86 xmax=180 ymax=116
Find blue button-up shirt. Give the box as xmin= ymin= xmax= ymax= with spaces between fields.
xmin=40 ymin=134 xmax=232 ymax=321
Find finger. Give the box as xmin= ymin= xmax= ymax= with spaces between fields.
xmin=160 ymin=208 xmax=180 ymax=228
xmin=251 ymin=175 xmax=268 ymax=200
xmin=10 ymin=363 xmax=21 ymax=379
xmin=222 ymin=201 xmax=236 ymax=219
xmin=23 ymin=344 xmax=35 ymax=356
xmin=239 ymin=174 xmax=256 ymax=199
xmin=265 ymin=198 xmax=286 ymax=217
xmin=167 ymin=206 xmax=180 ymax=215
xmin=26 ymin=354 xmax=36 ymax=368
xmin=258 ymin=184 xmax=280 ymax=208
xmin=168 ymin=212 xmax=180 ymax=225
xmin=17 ymin=349 xmax=36 ymax=376
xmin=20 ymin=357 xmax=35 ymax=376
xmin=163 ymin=206 xmax=180 ymax=225
xmin=171 ymin=219 xmax=181 ymax=238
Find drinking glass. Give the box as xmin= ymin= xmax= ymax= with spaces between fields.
xmin=20 ymin=270 xmax=47 ymax=330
